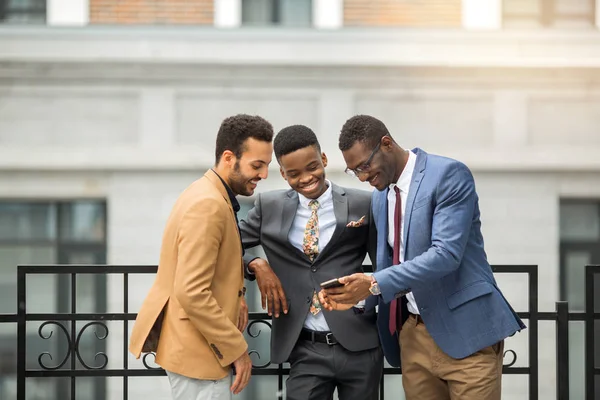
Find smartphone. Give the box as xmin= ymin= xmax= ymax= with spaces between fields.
xmin=320 ymin=278 xmax=344 ymax=289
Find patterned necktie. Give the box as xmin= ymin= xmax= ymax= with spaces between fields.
xmin=303 ymin=200 xmax=320 ymax=261
xmin=303 ymin=200 xmax=322 ymax=315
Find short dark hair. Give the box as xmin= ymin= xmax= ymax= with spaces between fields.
xmin=273 ymin=125 xmax=321 ymax=162
xmin=215 ymin=114 xmax=274 ymax=164
xmin=339 ymin=115 xmax=390 ymax=151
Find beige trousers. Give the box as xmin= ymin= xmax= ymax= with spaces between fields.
xmin=400 ymin=314 xmax=504 ymax=400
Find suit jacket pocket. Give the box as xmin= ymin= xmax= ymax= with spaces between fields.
xmin=412 ymin=195 xmax=432 ymax=211
xmin=178 ymin=308 xmax=190 ymax=320
xmin=447 ymin=281 xmax=493 ymax=310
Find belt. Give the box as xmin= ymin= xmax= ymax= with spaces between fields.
xmin=409 ymin=313 xmax=424 ymax=324
xmin=299 ymin=329 xmax=339 ymax=345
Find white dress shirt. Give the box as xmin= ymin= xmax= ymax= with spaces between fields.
xmin=289 ymin=180 xmax=336 ymax=331
xmin=387 ymin=150 xmax=420 ymax=315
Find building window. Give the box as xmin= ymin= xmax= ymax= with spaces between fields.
xmin=0 ymin=0 xmax=46 ymax=24
xmin=0 ymin=200 xmax=107 ymax=400
xmin=503 ymin=0 xmax=595 ymax=29
xmin=559 ymin=199 xmax=600 ymax=400
xmin=242 ymin=0 xmax=312 ymax=27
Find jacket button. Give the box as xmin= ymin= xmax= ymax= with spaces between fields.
xmin=311 ymin=267 xmax=317 ymax=272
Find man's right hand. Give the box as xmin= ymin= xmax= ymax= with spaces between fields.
xmin=248 ymin=258 xmax=288 ymax=317
xmin=318 ymin=289 xmax=354 ymax=312
xmin=231 ymin=352 xmax=252 ymax=395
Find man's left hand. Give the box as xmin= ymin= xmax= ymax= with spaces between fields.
xmin=238 ymin=297 xmax=249 ymax=332
xmin=322 ymin=273 xmax=372 ymax=305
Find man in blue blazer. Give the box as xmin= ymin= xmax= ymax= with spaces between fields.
xmin=320 ymin=115 xmax=525 ymax=400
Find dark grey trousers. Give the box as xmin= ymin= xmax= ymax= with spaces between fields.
xmin=286 ymin=339 xmax=383 ymax=400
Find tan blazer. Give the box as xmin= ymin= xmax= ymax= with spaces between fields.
xmin=129 ymin=170 xmax=247 ymax=380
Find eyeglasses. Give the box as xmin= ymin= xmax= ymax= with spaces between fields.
xmin=344 ymin=138 xmax=384 ymax=178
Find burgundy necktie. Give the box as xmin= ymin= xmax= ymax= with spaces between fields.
xmin=389 ymin=186 xmax=403 ymax=334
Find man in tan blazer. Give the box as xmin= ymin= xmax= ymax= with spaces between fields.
xmin=129 ymin=114 xmax=274 ymax=399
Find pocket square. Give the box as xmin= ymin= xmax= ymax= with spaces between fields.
xmin=346 ymin=215 xmax=366 ymax=228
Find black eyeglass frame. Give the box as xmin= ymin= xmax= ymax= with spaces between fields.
xmin=344 ymin=135 xmax=389 ymax=177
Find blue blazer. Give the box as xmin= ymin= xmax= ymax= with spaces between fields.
xmin=368 ymin=148 xmax=525 ymax=367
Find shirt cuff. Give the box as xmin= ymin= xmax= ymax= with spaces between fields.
xmin=246 ymin=257 xmax=260 ymax=275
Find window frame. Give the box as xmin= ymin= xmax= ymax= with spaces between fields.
xmin=502 ymin=0 xmax=596 ymax=28
xmin=0 ymin=0 xmax=47 ymax=24
xmin=241 ymin=0 xmax=313 ymax=27
xmin=558 ymin=198 xmax=600 ymax=400
xmin=0 ymin=198 xmax=107 ymax=400
xmin=559 ymin=199 xmax=600 ymax=302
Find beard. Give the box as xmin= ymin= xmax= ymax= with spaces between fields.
xmin=229 ymin=161 xmax=254 ymax=196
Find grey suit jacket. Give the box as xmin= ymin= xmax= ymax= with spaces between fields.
xmin=239 ymin=183 xmax=380 ymax=364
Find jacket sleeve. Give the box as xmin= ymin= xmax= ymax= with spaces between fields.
xmin=173 ymin=198 xmax=247 ymax=367
xmin=239 ymin=195 xmax=264 ymax=281
xmin=373 ymin=162 xmax=477 ymax=304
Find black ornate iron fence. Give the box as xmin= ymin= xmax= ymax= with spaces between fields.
xmin=0 ymin=264 xmax=597 ymax=399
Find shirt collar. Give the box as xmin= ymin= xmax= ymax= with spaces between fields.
xmin=298 ymin=180 xmax=333 ymax=209
xmin=390 ymin=150 xmax=417 ymax=193
xmin=211 ymin=169 xmax=240 ymax=213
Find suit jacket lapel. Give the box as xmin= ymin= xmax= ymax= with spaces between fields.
xmin=280 ymin=190 xmax=309 ymax=259
xmin=205 ymin=170 xmax=232 ymax=208
xmin=205 ymin=169 xmax=239 ymax=238
xmin=205 ymin=169 xmax=244 ymax=274
xmin=375 ymin=189 xmax=390 ymax=272
xmin=403 ymin=148 xmax=427 ymax=248
xmin=315 ymin=184 xmax=347 ymax=262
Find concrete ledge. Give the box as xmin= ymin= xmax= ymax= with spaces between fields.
xmin=1 ymin=27 xmax=600 ymax=67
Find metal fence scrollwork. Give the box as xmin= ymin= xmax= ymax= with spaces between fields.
xmin=142 ymin=352 xmax=161 ymax=370
xmin=247 ymin=318 xmax=273 ymax=369
xmin=502 ymin=349 xmax=518 ymax=368
xmin=36 ymin=321 xmax=110 ymax=371
xmin=37 ymin=321 xmax=72 ymax=371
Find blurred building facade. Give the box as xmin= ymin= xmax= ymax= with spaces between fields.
xmin=1 ymin=0 xmax=600 ymax=399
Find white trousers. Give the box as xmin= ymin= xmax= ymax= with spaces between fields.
xmin=166 ymin=370 xmax=232 ymax=400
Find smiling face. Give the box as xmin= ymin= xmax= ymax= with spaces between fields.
xmin=279 ymin=145 xmax=328 ymax=199
xmin=342 ymin=136 xmax=399 ymax=191
xmin=227 ymin=137 xmax=273 ymax=196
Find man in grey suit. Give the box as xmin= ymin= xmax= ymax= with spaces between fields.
xmin=239 ymin=125 xmax=383 ymax=400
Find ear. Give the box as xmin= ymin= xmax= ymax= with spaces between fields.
xmin=279 ymin=166 xmax=288 ymax=181
xmin=321 ymin=152 xmax=328 ymax=168
xmin=381 ymin=136 xmax=394 ymax=151
xmin=221 ymin=150 xmax=236 ymax=167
